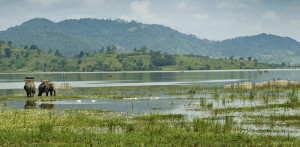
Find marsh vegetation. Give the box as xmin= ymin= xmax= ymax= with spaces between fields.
xmin=1 ymin=81 xmax=300 ymax=145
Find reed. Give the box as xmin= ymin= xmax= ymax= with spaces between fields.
xmin=0 ymin=109 xmax=299 ymax=146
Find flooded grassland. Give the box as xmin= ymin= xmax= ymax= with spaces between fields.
xmin=1 ymin=84 xmax=300 ymax=146
xmin=1 ymin=70 xmax=300 ymax=145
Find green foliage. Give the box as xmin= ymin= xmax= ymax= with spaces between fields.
xmin=0 ymin=44 xmax=273 ymax=72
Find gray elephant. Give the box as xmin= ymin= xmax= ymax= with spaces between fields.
xmin=24 ymin=80 xmax=36 ymax=97
xmin=38 ymin=80 xmax=56 ymax=96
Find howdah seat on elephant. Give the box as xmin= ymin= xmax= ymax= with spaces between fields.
xmin=24 ymin=77 xmax=36 ymax=97
xmin=38 ymin=79 xmax=56 ymax=96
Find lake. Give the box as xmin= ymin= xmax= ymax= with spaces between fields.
xmin=1 ymin=69 xmax=299 ymax=96
xmin=1 ymin=69 xmax=300 ymax=136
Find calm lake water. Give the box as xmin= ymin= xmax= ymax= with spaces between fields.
xmin=1 ymin=69 xmax=299 ymax=96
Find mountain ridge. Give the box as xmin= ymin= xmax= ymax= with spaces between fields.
xmin=1 ymin=18 xmax=300 ymax=64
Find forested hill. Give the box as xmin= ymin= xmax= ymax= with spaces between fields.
xmin=0 ymin=43 xmax=273 ymax=72
xmin=1 ymin=18 xmax=300 ymax=64
xmin=215 ymin=33 xmax=300 ymax=65
xmin=0 ymin=18 xmax=211 ymax=57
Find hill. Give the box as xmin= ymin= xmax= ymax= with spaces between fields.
xmin=0 ymin=44 xmax=273 ymax=72
xmin=1 ymin=18 xmax=300 ymax=64
xmin=0 ymin=18 xmax=211 ymax=57
xmin=215 ymin=33 xmax=300 ymax=65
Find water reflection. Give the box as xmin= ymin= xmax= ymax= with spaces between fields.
xmin=24 ymin=100 xmax=55 ymax=110
xmin=39 ymin=100 xmax=56 ymax=109
xmin=24 ymin=101 xmax=36 ymax=109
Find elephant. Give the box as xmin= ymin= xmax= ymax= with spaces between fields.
xmin=38 ymin=80 xmax=56 ymax=96
xmin=24 ymin=80 xmax=36 ymax=97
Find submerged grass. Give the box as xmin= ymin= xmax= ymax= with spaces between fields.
xmin=214 ymin=101 xmax=299 ymax=114
xmin=2 ymin=85 xmax=300 ymax=145
xmin=0 ymin=109 xmax=299 ymax=146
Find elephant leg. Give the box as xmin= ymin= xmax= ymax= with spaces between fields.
xmin=46 ymin=92 xmax=49 ymax=96
xmin=49 ymin=91 xmax=53 ymax=96
xmin=38 ymin=92 xmax=42 ymax=96
xmin=53 ymin=90 xmax=56 ymax=96
xmin=27 ymin=92 xmax=30 ymax=97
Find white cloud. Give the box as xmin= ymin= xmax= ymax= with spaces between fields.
xmin=83 ymin=0 xmax=105 ymax=6
xmin=120 ymin=0 xmax=169 ymax=25
xmin=216 ymin=0 xmax=249 ymax=9
xmin=194 ymin=14 xmax=208 ymax=21
xmin=290 ymin=19 xmax=300 ymax=27
xmin=27 ymin=0 xmax=61 ymax=7
xmin=252 ymin=23 xmax=262 ymax=31
xmin=262 ymin=10 xmax=278 ymax=20
xmin=211 ymin=18 xmax=237 ymax=28
xmin=178 ymin=1 xmax=187 ymax=9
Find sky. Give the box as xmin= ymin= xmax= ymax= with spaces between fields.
xmin=0 ymin=0 xmax=300 ymax=41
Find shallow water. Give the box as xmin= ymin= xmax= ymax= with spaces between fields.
xmin=1 ymin=69 xmax=300 ymax=96
xmin=1 ymin=70 xmax=300 ymax=137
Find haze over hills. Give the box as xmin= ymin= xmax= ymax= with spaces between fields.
xmin=1 ymin=18 xmax=300 ymax=64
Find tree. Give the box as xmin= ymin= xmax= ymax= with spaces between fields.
xmin=24 ymin=45 xmax=28 ymax=49
xmin=0 ymin=40 xmax=5 ymax=46
xmin=79 ymin=51 xmax=84 ymax=58
xmin=106 ymin=46 xmax=111 ymax=54
xmin=37 ymin=48 xmax=43 ymax=55
xmin=85 ymin=52 xmax=90 ymax=56
xmin=112 ymin=45 xmax=117 ymax=53
xmin=78 ymin=59 xmax=82 ymax=64
xmin=7 ymin=41 xmax=12 ymax=47
xmin=141 ymin=46 xmax=147 ymax=54
xmin=99 ymin=47 xmax=105 ymax=53
xmin=5 ymin=48 xmax=12 ymax=58
xmin=29 ymin=44 xmax=38 ymax=50
xmin=55 ymin=50 xmax=62 ymax=57
xmin=248 ymin=57 xmax=252 ymax=61
xmin=48 ymin=49 xmax=53 ymax=54
xmin=229 ymin=55 xmax=234 ymax=60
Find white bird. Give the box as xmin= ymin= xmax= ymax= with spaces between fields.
xmin=77 ymin=100 xmax=81 ymax=103
xmin=92 ymin=100 xmax=96 ymax=103
xmin=151 ymin=97 xmax=159 ymax=100
xmin=38 ymin=100 xmax=41 ymax=105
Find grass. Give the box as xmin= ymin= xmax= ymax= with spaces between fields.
xmin=214 ymin=101 xmax=300 ymax=114
xmin=0 ymin=109 xmax=298 ymax=146
xmin=1 ymin=85 xmax=300 ymax=145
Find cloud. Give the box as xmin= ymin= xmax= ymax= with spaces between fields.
xmin=194 ymin=14 xmax=208 ymax=21
xmin=178 ymin=1 xmax=187 ymax=9
xmin=262 ymin=10 xmax=278 ymax=20
xmin=26 ymin=0 xmax=61 ymax=7
xmin=216 ymin=0 xmax=248 ymax=9
xmin=290 ymin=19 xmax=300 ymax=27
xmin=83 ymin=0 xmax=105 ymax=6
xmin=120 ymin=0 xmax=169 ymax=25
xmin=252 ymin=23 xmax=262 ymax=31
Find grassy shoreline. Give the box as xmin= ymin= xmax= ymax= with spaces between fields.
xmin=0 ymin=109 xmax=299 ymax=146
xmin=1 ymin=85 xmax=300 ymax=145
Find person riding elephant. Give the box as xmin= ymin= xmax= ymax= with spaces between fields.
xmin=24 ymin=80 xmax=36 ymax=97
xmin=38 ymin=80 xmax=56 ymax=96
